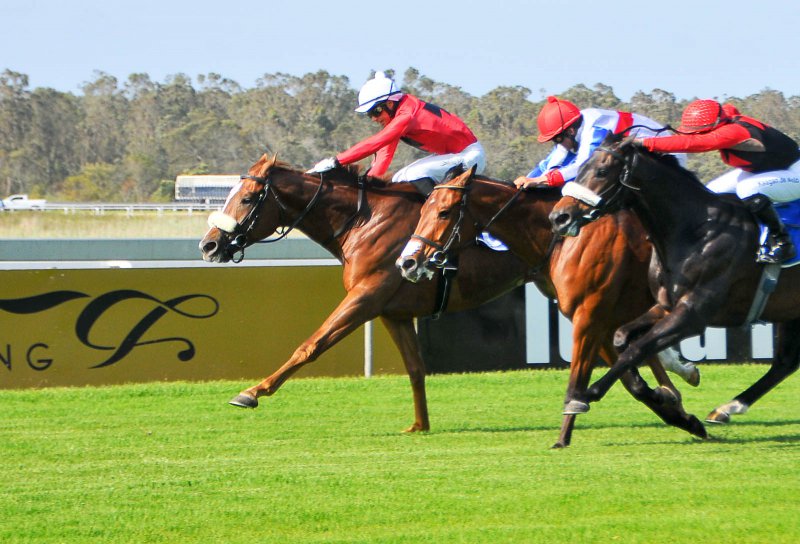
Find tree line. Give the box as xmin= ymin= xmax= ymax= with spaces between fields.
xmin=2 ymin=67 xmax=799 ymax=202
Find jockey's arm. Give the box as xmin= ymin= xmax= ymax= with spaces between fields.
xmin=336 ymin=109 xmax=413 ymax=167
xmin=367 ymin=140 xmax=400 ymax=177
xmin=641 ymin=124 xmax=751 ymax=154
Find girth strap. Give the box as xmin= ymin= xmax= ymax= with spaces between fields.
xmin=431 ymin=255 xmax=459 ymax=320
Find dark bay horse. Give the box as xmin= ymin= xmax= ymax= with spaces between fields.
xmin=549 ymin=133 xmax=800 ymax=424
xmin=396 ymin=166 xmax=705 ymax=447
xmin=200 ymin=154 xmax=535 ymax=433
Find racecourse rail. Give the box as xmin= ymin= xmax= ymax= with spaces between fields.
xmin=3 ymin=202 xmax=220 ymax=216
xmin=0 ymin=237 xmax=777 ymax=390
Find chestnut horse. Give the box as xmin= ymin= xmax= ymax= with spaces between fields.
xmin=200 ymin=155 xmax=535 ymax=433
xmin=549 ymin=133 xmax=800 ymax=424
xmin=396 ymin=166 xmax=705 ymax=447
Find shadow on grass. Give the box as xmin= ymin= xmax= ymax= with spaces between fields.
xmin=402 ymin=418 xmax=800 ymax=446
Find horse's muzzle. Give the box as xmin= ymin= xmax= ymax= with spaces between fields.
xmin=549 ymin=208 xmax=582 ymax=237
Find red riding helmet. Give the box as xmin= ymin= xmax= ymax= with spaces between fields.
xmin=678 ymin=99 xmax=730 ymax=134
xmin=537 ymin=96 xmax=582 ymax=142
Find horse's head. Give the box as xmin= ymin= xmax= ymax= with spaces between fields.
xmin=396 ymin=165 xmax=477 ymax=282
xmin=199 ymin=154 xmax=284 ymax=263
xmin=549 ymin=133 xmax=637 ymax=237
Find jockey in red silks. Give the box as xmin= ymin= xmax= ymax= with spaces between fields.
xmin=514 ymin=96 xmax=685 ymax=189
xmin=307 ymin=72 xmax=486 ymax=195
xmin=639 ymin=99 xmax=800 ymax=264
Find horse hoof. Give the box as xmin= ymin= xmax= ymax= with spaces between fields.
xmin=229 ymin=393 xmax=258 ymax=409
xmin=705 ymin=409 xmax=730 ymax=424
xmin=551 ymin=441 xmax=568 ymax=449
xmin=687 ymin=415 xmax=708 ymax=439
xmin=402 ymin=424 xmax=429 ymax=433
xmin=706 ymin=400 xmax=748 ymax=424
xmin=686 ymin=365 xmax=701 ymax=387
xmin=563 ymin=400 xmax=590 ymax=415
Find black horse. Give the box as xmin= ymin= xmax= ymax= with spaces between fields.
xmin=549 ymin=133 xmax=800 ymax=424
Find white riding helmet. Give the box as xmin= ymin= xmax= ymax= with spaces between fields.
xmin=355 ymin=71 xmax=404 ymax=113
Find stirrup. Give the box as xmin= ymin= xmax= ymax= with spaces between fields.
xmin=756 ymin=240 xmax=796 ymax=264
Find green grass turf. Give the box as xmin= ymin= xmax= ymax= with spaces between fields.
xmin=1 ymin=365 xmax=798 ymax=543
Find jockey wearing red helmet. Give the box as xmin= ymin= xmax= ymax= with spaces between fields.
xmin=639 ymin=99 xmax=800 ymax=264
xmin=515 ymin=96 xmax=684 ymax=189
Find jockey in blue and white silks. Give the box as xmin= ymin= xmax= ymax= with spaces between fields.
xmin=516 ymin=97 xmax=686 ymax=189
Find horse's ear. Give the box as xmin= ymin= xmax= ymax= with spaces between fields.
xmin=441 ymin=164 xmax=466 ymax=184
xmin=620 ymin=134 xmax=638 ymax=150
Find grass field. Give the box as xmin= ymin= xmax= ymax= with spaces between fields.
xmin=1 ymin=365 xmax=798 ymax=543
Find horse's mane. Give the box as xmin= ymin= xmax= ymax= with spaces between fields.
xmin=601 ymin=132 xmax=704 ymax=186
xmin=257 ymin=156 xmax=424 ymax=202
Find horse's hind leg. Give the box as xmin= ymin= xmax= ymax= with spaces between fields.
xmin=380 ymin=316 xmax=430 ymax=432
xmin=707 ymin=319 xmax=800 ymax=424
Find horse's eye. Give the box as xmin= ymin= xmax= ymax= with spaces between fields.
xmin=241 ymin=197 xmax=253 ymax=205
xmin=597 ymin=168 xmax=609 ymax=177
xmin=438 ymin=209 xmax=451 ymax=219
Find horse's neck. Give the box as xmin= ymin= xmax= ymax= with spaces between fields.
xmin=633 ymin=159 xmax=716 ymax=253
xmin=274 ymin=172 xmax=415 ymax=259
xmin=273 ymin=172 xmax=360 ymax=255
xmin=472 ymin=182 xmax=557 ymax=266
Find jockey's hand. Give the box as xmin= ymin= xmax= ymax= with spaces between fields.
xmin=513 ymin=175 xmax=548 ymax=189
xmin=307 ymin=157 xmax=340 ymax=174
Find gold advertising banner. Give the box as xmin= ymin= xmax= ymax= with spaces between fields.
xmin=0 ymin=267 xmax=404 ymax=389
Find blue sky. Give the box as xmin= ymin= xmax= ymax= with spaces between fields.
xmin=4 ymin=0 xmax=799 ymax=101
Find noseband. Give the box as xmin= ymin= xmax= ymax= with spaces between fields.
xmin=561 ymin=145 xmax=636 ymax=221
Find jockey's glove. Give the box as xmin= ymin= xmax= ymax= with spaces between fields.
xmin=307 ymin=157 xmax=340 ymax=174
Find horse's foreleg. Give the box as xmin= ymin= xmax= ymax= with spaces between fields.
xmin=587 ymin=304 xmax=700 ymax=404
xmin=595 ymin=343 xmax=706 ymax=439
xmin=614 ymin=304 xmax=669 ymax=351
xmin=554 ymin=313 xmax=601 ymax=448
xmin=553 ymin=414 xmax=576 ymax=449
xmin=707 ymin=318 xmax=800 ymax=424
xmin=230 ymin=289 xmax=381 ymax=408
xmin=380 ymin=316 xmax=429 ymax=433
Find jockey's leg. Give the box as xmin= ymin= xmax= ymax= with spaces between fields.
xmin=706 ymin=168 xmax=744 ymax=194
xmin=743 ymin=194 xmax=796 ymax=263
xmin=737 ymin=160 xmax=800 ymax=263
xmin=392 ymin=142 xmax=487 ymax=186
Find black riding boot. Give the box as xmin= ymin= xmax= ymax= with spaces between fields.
xmin=745 ymin=194 xmax=796 ymax=264
xmin=410 ymin=177 xmax=435 ymax=196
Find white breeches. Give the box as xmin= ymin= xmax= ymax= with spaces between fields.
xmin=392 ymin=142 xmax=486 ymax=183
xmin=706 ymin=158 xmax=800 ymax=202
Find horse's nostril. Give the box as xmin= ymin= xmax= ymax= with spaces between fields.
xmin=400 ymin=258 xmax=417 ymax=272
xmin=202 ymin=241 xmax=217 ymax=255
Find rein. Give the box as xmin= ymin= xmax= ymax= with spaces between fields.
xmin=322 ymin=174 xmax=367 ymax=246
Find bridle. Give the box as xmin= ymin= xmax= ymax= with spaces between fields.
xmin=409 ymin=184 xmax=470 ymax=268
xmin=210 ymin=172 xmax=325 ymax=263
xmin=409 ymin=181 xmax=527 ymax=269
xmin=561 ymin=144 xmax=637 ymax=222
